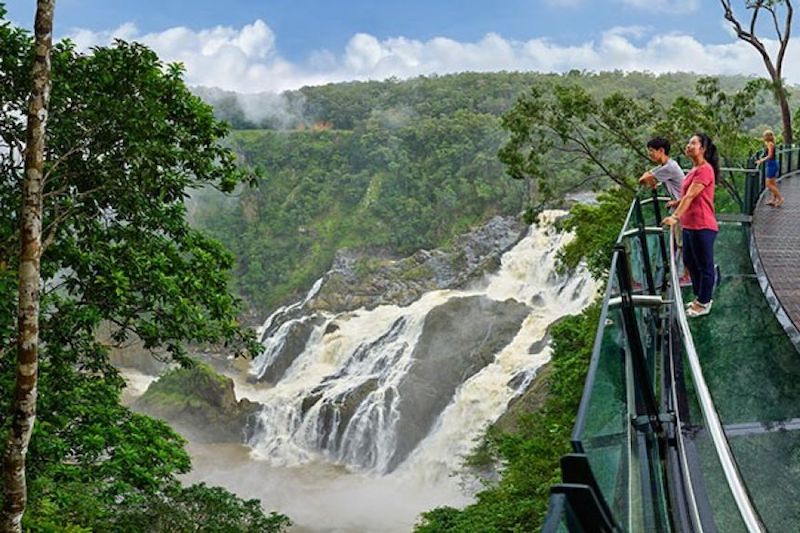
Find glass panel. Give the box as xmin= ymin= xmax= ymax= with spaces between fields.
xmin=541 ymin=494 xmax=572 ymax=533
xmin=645 ymin=232 xmax=666 ymax=290
xmin=633 ymin=306 xmax=659 ymax=399
xmin=729 ymin=431 xmax=800 ymax=530
xmin=781 ymin=149 xmax=790 ymax=176
xmin=608 ymin=254 xmax=621 ymax=300
xmin=680 ymin=371 xmax=748 ymax=533
xmin=623 ymin=235 xmax=647 ymax=294
xmin=575 ymin=305 xmax=630 ymax=524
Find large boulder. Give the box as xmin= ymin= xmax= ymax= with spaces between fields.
xmin=134 ymin=361 xmax=260 ymax=443
xmin=386 ymin=295 xmax=530 ymax=471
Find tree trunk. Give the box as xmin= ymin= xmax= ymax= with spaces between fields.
xmin=719 ymin=0 xmax=794 ymax=144
xmin=777 ymin=86 xmax=794 ymax=146
xmin=2 ymin=2 xmax=55 ymax=532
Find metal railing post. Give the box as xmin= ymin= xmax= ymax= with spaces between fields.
xmin=650 ymin=189 xmax=669 ymax=289
xmin=795 ymin=145 xmax=800 ymax=173
xmin=615 ymin=245 xmax=663 ymax=435
xmin=633 ymin=198 xmax=657 ymax=295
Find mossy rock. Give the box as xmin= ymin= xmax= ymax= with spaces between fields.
xmin=135 ymin=360 xmax=260 ymax=443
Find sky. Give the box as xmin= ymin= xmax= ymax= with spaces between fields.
xmin=5 ymin=0 xmax=800 ymax=94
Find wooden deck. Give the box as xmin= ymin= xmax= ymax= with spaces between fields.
xmin=752 ymin=174 xmax=800 ymax=335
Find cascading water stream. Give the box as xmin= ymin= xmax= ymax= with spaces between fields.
xmin=245 ymin=211 xmax=598 ymax=480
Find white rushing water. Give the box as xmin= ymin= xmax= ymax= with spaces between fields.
xmin=185 ymin=211 xmax=598 ymax=532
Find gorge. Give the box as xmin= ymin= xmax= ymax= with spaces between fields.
xmin=132 ymin=211 xmax=598 ymax=531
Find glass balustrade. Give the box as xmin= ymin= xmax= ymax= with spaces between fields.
xmin=544 ymin=146 xmax=800 ymax=532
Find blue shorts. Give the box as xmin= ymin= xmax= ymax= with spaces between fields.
xmin=765 ymin=159 xmax=779 ymax=178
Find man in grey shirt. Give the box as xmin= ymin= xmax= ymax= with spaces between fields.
xmin=639 ymin=137 xmax=684 ymax=199
xmin=639 ymin=137 xmax=690 ymax=285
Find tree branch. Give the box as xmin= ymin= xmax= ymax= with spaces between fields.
xmin=42 ymin=138 xmax=95 ymax=185
xmin=719 ymin=0 xmax=778 ymax=79
xmin=590 ymin=114 xmax=650 ymax=160
xmin=572 ymin=128 xmax=634 ymax=191
xmin=41 ymin=205 xmax=78 ymax=253
xmin=765 ymin=5 xmax=784 ymax=41
xmin=1 ymin=132 xmax=25 ymax=160
xmin=775 ymin=1 xmax=793 ymax=78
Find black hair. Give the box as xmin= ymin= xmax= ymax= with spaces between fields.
xmin=646 ymin=137 xmax=670 ymax=155
xmin=693 ymin=132 xmax=720 ymax=183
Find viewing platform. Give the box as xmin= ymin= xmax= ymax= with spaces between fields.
xmin=543 ymin=146 xmax=800 ymax=532
xmin=752 ymin=174 xmax=800 ymax=349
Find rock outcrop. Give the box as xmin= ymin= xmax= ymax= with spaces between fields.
xmin=305 ymin=216 xmax=527 ymax=314
xmin=386 ymin=295 xmax=530 ymax=471
xmin=134 ymin=361 xmax=260 ymax=443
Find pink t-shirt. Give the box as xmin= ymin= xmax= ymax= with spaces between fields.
xmin=680 ymin=162 xmax=718 ymax=231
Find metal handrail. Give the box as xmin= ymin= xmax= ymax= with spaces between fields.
xmin=665 ymin=297 xmax=704 ymax=532
xmin=667 ymin=228 xmax=765 ymax=533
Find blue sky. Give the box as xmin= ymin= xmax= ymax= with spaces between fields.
xmin=5 ymin=1 xmax=798 ymax=93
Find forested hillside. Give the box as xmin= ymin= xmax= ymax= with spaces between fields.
xmin=191 ymin=71 xmax=789 ymax=316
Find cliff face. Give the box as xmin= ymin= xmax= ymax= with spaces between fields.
xmin=306 ymin=216 xmax=528 ymax=314
xmin=252 ymin=215 xmax=530 ymax=387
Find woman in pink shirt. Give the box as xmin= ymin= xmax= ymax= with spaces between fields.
xmin=662 ymin=133 xmax=719 ymax=317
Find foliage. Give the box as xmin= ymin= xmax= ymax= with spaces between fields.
xmin=0 ymin=9 xmax=286 ymax=530
xmin=415 ymin=304 xmax=602 ymax=532
xmin=499 ymin=75 xmax=771 ymax=209
xmin=556 ymin=191 xmax=633 ymax=279
xmin=102 ymin=483 xmax=292 ymax=532
xmin=499 ymin=83 xmax=650 ymax=198
xmin=200 ymin=71 xmax=791 ymax=133
xmin=655 ymin=76 xmax=770 ymax=166
xmin=193 ymin=111 xmax=527 ymax=313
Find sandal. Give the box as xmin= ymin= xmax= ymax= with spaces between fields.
xmin=775 ymin=197 xmax=785 ymax=207
xmin=687 ymin=300 xmax=713 ymax=318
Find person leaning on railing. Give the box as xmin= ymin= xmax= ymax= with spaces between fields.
xmin=639 ymin=136 xmax=690 ymax=287
xmin=662 ymin=133 xmax=720 ymax=318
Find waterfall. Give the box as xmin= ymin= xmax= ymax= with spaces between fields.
xmin=246 ymin=211 xmax=597 ymax=478
xmin=255 ymin=276 xmax=324 ymax=342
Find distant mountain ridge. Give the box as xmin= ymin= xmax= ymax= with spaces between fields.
xmin=193 ymin=71 xmax=791 ymax=131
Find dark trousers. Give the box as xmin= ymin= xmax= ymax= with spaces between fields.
xmin=682 ymin=229 xmax=717 ymax=304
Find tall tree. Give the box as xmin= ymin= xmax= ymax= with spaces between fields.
xmin=498 ymin=81 xmax=656 ymax=209
xmin=0 ymin=6 xmax=288 ymax=531
xmin=720 ymin=0 xmax=794 ymax=144
xmin=2 ymin=1 xmax=54 ymax=531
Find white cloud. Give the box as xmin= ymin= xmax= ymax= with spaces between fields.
xmin=616 ymin=0 xmax=699 ymax=13
xmin=68 ymin=22 xmax=138 ymax=50
xmin=65 ymin=20 xmax=800 ymax=94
